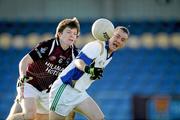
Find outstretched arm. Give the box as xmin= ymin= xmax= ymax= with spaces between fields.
xmin=74 ymin=58 xmax=103 ymax=80
xmin=74 ymin=41 xmax=104 ymax=80
xmin=17 ymin=54 xmax=34 ymax=86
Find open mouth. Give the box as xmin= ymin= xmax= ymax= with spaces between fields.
xmin=69 ymin=39 xmax=73 ymax=42
xmin=113 ymin=42 xmax=119 ymax=48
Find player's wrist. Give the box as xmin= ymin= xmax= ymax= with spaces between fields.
xmin=84 ymin=66 xmax=90 ymax=73
xmin=84 ymin=66 xmax=94 ymax=75
xmin=19 ymin=74 xmax=26 ymax=79
xmin=19 ymin=75 xmax=32 ymax=83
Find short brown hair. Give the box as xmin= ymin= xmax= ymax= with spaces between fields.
xmin=55 ymin=17 xmax=80 ymax=37
xmin=115 ymin=26 xmax=130 ymax=36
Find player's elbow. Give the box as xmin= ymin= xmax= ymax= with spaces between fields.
xmin=74 ymin=59 xmax=86 ymax=71
xmin=19 ymin=54 xmax=33 ymax=69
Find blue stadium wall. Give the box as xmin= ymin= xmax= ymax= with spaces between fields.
xmin=0 ymin=20 xmax=180 ymax=120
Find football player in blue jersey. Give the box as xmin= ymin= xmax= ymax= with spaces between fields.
xmin=49 ymin=26 xmax=129 ymax=120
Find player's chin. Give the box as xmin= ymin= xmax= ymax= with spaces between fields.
xmin=118 ymin=44 xmax=125 ymax=49
xmin=67 ymin=41 xmax=74 ymax=45
xmin=114 ymin=46 xmax=124 ymax=51
xmin=111 ymin=47 xmax=118 ymax=52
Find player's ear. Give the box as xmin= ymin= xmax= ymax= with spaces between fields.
xmin=57 ymin=32 xmax=62 ymax=37
xmin=76 ymin=34 xmax=79 ymax=39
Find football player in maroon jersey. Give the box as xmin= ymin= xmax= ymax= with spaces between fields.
xmin=7 ymin=17 xmax=80 ymax=120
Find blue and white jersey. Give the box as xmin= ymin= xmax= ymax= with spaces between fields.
xmin=58 ymin=40 xmax=113 ymax=92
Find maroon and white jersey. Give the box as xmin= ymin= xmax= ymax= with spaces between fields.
xmin=26 ymin=38 xmax=78 ymax=91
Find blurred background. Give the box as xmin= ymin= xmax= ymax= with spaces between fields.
xmin=0 ymin=0 xmax=180 ymax=119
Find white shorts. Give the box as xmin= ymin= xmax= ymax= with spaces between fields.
xmin=17 ymin=83 xmax=49 ymax=114
xmin=49 ymin=79 xmax=89 ymax=116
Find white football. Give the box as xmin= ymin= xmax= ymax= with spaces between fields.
xmin=91 ymin=18 xmax=114 ymax=41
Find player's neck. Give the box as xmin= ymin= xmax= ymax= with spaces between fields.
xmin=108 ymin=50 xmax=113 ymax=56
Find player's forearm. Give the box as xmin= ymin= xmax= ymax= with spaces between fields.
xmin=19 ymin=54 xmax=33 ymax=77
xmin=74 ymin=59 xmax=86 ymax=72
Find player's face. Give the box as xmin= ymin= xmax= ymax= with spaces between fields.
xmin=109 ymin=29 xmax=128 ymax=52
xmin=59 ymin=27 xmax=78 ymax=46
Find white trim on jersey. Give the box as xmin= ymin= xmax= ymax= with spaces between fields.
xmin=71 ymin=45 xmax=76 ymax=60
xmin=49 ymin=38 xmax=60 ymax=56
xmin=48 ymin=40 xmax=56 ymax=56
xmin=55 ymin=39 xmax=59 ymax=46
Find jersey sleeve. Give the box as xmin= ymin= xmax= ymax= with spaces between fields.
xmin=76 ymin=41 xmax=101 ymax=65
xmin=28 ymin=41 xmax=51 ymax=61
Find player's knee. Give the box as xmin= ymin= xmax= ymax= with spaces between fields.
xmin=91 ymin=114 xmax=105 ymax=120
xmin=36 ymin=113 xmax=49 ymax=120
xmin=97 ymin=115 xmax=105 ymax=120
xmin=24 ymin=112 xmax=36 ymax=120
xmin=6 ymin=112 xmax=36 ymax=120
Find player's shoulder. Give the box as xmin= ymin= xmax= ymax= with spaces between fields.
xmin=87 ymin=40 xmax=104 ymax=47
xmin=40 ymin=38 xmax=56 ymax=44
xmin=38 ymin=38 xmax=58 ymax=47
xmin=86 ymin=40 xmax=105 ymax=52
xmin=81 ymin=40 xmax=104 ymax=55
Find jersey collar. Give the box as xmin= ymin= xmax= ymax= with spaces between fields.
xmin=56 ymin=37 xmax=60 ymax=46
xmin=55 ymin=37 xmax=71 ymax=52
